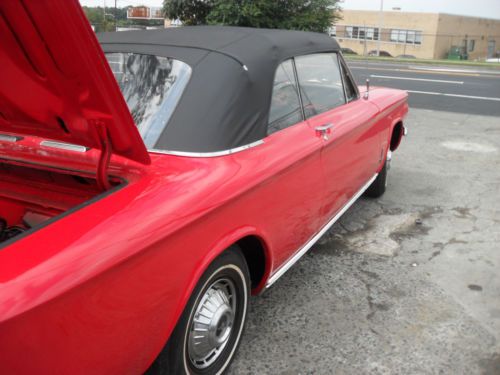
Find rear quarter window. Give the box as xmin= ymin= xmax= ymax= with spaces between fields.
xmin=106 ymin=53 xmax=192 ymax=148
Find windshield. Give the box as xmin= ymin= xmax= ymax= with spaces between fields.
xmin=105 ymin=53 xmax=192 ymax=148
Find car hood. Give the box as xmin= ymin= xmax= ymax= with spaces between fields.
xmin=0 ymin=0 xmax=150 ymax=165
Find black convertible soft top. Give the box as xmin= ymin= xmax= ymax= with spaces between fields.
xmin=99 ymin=26 xmax=340 ymax=153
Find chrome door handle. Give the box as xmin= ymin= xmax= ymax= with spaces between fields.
xmin=315 ymin=123 xmax=334 ymax=140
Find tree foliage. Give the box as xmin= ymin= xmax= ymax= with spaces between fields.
xmin=82 ymin=6 xmax=126 ymax=32
xmin=163 ymin=0 xmax=215 ymax=26
xmin=163 ymin=0 xmax=341 ymax=33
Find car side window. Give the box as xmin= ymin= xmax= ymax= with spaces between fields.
xmin=341 ymin=61 xmax=358 ymax=102
xmin=268 ymin=60 xmax=303 ymax=135
xmin=295 ymin=53 xmax=346 ymax=119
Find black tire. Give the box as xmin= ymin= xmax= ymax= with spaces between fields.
xmin=365 ymin=158 xmax=388 ymax=198
xmin=147 ymin=246 xmax=250 ymax=375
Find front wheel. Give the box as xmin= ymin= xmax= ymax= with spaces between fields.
xmin=365 ymin=151 xmax=391 ymax=198
xmin=148 ymin=247 xmax=250 ymax=375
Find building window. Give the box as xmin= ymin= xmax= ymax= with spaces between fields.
xmin=390 ymin=29 xmax=423 ymax=45
xmin=390 ymin=29 xmax=399 ymax=42
xmin=398 ymin=30 xmax=407 ymax=43
xmin=340 ymin=25 xmax=380 ymax=40
xmin=468 ymin=40 xmax=475 ymax=52
xmin=415 ymin=32 xmax=422 ymax=44
xmin=345 ymin=26 xmax=353 ymax=38
xmin=352 ymin=26 xmax=359 ymax=39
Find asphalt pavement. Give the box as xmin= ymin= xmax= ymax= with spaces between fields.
xmin=229 ymin=107 xmax=500 ymax=374
xmin=347 ymin=60 xmax=500 ymax=117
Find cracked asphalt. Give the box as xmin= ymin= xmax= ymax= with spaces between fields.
xmin=228 ymin=108 xmax=500 ymax=375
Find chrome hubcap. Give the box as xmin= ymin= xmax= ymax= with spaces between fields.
xmin=188 ymin=278 xmax=237 ymax=369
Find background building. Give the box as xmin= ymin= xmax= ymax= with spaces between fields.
xmin=334 ymin=10 xmax=500 ymax=60
xmin=126 ymin=5 xmax=181 ymax=28
xmin=127 ymin=6 xmax=163 ymax=20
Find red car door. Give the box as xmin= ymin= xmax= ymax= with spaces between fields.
xmin=234 ymin=59 xmax=325 ymax=275
xmin=295 ymin=53 xmax=381 ymax=222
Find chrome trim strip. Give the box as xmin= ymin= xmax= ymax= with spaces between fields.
xmin=0 ymin=134 xmax=22 ymax=143
xmin=291 ymin=58 xmax=306 ymax=122
xmin=386 ymin=150 xmax=392 ymax=170
xmin=40 ymin=141 xmax=89 ymax=153
xmin=149 ymin=140 xmax=264 ymax=158
xmin=265 ymin=173 xmax=378 ymax=288
xmin=338 ymin=53 xmax=349 ymax=103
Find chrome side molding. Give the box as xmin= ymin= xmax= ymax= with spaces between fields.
xmin=40 ymin=141 xmax=89 ymax=153
xmin=0 ymin=134 xmax=23 ymax=143
xmin=265 ymin=173 xmax=378 ymax=288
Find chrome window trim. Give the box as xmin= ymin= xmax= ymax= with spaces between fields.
xmin=148 ymin=140 xmax=265 ymax=158
xmin=337 ymin=53 xmax=349 ymax=104
xmin=291 ymin=58 xmax=306 ymax=122
xmin=338 ymin=53 xmax=360 ymax=101
xmin=265 ymin=173 xmax=378 ymax=289
xmin=40 ymin=141 xmax=89 ymax=153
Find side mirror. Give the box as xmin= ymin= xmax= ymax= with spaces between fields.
xmin=363 ymin=79 xmax=370 ymax=100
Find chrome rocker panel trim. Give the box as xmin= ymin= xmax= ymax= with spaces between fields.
xmin=265 ymin=173 xmax=378 ymax=288
xmin=0 ymin=134 xmax=23 ymax=143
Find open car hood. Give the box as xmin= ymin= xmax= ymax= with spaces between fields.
xmin=0 ymin=1 xmax=150 ymax=165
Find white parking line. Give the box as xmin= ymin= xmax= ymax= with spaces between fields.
xmin=409 ymin=65 xmax=500 ymax=75
xmin=407 ymin=90 xmax=500 ymax=102
xmin=370 ymin=74 xmax=464 ymax=84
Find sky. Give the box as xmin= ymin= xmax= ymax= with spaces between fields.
xmin=80 ymin=0 xmax=500 ymax=20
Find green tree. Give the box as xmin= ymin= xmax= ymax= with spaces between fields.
xmin=82 ymin=6 xmax=118 ymax=32
xmin=163 ymin=0 xmax=341 ymax=33
xmin=163 ymin=0 xmax=215 ymax=26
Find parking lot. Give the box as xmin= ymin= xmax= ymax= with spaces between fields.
xmin=229 ymin=62 xmax=500 ymax=374
xmin=349 ymin=60 xmax=500 ymax=116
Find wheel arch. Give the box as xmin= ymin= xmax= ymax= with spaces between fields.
xmin=234 ymin=235 xmax=270 ymax=293
xmin=389 ymin=120 xmax=404 ymax=152
xmin=180 ymin=227 xmax=272 ymax=314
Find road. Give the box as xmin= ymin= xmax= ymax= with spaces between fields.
xmin=347 ymin=60 xmax=500 ymax=117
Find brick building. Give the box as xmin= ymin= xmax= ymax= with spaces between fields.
xmin=333 ymin=10 xmax=500 ymax=60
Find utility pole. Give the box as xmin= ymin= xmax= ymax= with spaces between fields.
xmin=377 ymin=0 xmax=384 ymax=57
xmin=103 ymin=0 xmax=106 ymax=31
xmin=115 ymin=0 xmax=117 ymax=31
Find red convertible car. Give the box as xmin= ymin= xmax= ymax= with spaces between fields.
xmin=0 ymin=1 xmax=407 ymax=374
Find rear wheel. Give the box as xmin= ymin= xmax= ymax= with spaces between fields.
xmin=365 ymin=151 xmax=391 ymax=198
xmin=148 ymin=247 xmax=250 ymax=375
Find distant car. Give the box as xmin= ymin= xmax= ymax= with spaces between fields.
xmin=0 ymin=1 xmax=409 ymax=374
xmin=341 ymin=47 xmax=358 ymax=55
xmin=396 ymin=54 xmax=416 ymax=59
xmin=368 ymin=50 xmax=393 ymax=57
